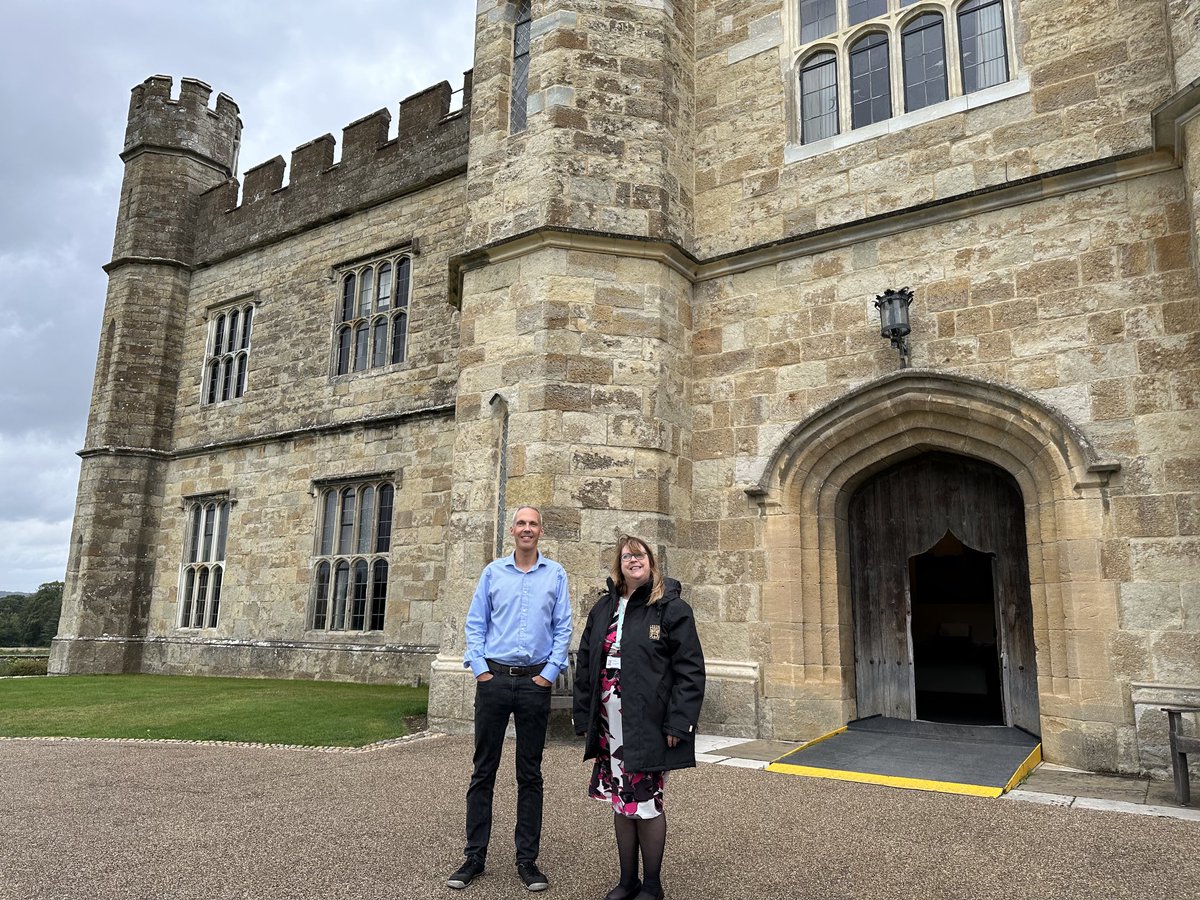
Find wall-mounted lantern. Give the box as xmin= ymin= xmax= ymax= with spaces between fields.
xmin=874 ymin=287 xmax=914 ymax=368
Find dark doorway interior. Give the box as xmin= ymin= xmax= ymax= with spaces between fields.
xmin=909 ymin=531 xmax=1004 ymax=725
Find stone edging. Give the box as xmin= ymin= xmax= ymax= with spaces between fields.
xmin=0 ymin=730 xmax=445 ymax=754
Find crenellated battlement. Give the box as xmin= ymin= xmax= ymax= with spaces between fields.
xmin=123 ymin=75 xmax=242 ymax=177
xmin=192 ymin=73 xmax=472 ymax=266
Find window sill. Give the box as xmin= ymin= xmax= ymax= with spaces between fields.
xmin=785 ymin=74 xmax=1030 ymax=164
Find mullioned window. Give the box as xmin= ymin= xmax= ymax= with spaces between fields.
xmin=793 ymin=0 xmax=1013 ymax=146
xmin=203 ymin=300 xmax=255 ymax=404
xmin=310 ymin=478 xmax=395 ymax=632
xmin=178 ymin=496 xmax=231 ymax=629
xmin=332 ymin=255 xmax=411 ymax=377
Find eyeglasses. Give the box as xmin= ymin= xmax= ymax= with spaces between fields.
xmin=621 ymin=552 xmax=647 ymax=561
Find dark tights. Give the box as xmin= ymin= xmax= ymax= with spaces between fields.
xmin=607 ymin=812 xmax=667 ymax=900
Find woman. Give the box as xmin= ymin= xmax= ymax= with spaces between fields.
xmin=573 ymin=535 xmax=705 ymax=900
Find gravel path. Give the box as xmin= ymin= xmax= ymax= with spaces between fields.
xmin=3 ymin=733 xmax=1197 ymax=899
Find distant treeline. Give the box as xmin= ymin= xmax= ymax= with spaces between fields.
xmin=0 ymin=582 xmax=63 ymax=648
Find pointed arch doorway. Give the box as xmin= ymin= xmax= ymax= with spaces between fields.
xmin=848 ymin=452 xmax=1040 ymax=734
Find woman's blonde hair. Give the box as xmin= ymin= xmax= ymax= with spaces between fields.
xmin=611 ymin=535 xmax=664 ymax=604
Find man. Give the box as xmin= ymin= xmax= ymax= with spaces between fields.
xmin=448 ymin=506 xmax=573 ymax=892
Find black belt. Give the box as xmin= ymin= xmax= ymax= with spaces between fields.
xmin=486 ymin=659 xmax=544 ymax=677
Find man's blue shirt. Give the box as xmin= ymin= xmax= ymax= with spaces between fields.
xmin=464 ymin=551 xmax=573 ymax=682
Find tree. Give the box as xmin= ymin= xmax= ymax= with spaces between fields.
xmin=0 ymin=582 xmax=63 ymax=647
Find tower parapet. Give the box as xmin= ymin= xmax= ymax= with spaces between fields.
xmin=123 ymin=75 xmax=241 ymax=175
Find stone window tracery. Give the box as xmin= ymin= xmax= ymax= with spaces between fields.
xmin=310 ymin=478 xmax=394 ymax=632
xmin=791 ymin=0 xmax=1015 ymax=146
xmin=333 ymin=254 xmax=410 ymax=377
xmin=203 ymin=300 xmax=254 ymax=405
xmin=178 ymin=496 xmax=231 ymax=629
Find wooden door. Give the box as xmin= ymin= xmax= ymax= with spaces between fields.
xmin=848 ymin=453 xmax=1041 ymax=734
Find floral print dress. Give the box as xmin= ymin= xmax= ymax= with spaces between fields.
xmin=587 ymin=597 xmax=666 ymax=819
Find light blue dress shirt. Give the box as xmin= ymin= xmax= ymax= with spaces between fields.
xmin=463 ymin=551 xmax=573 ymax=682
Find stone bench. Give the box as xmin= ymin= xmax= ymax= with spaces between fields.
xmin=1164 ymin=705 xmax=1200 ymax=806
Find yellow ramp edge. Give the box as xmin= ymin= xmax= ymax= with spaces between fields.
xmin=766 ymin=734 xmax=1043 ymax=799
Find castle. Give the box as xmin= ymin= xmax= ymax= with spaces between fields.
xmin=52 ymin=0 xmax=1200 ymax=777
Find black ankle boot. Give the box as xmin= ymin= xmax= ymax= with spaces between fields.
xmin=604 ymin=879 xmax=642 ymax=900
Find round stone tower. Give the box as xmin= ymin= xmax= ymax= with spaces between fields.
xmin=50 ymin=76 xmax=241 ymax=674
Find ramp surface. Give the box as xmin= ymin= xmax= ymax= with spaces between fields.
xmin=766 ymin=716 xmax=1041 ymax=797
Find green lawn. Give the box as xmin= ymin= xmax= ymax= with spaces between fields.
xmin=0 ymin=675 xmax=427 ymax=747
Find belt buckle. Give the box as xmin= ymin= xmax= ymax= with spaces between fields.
xmin=508 ymin=666 xmax=521 ymax=676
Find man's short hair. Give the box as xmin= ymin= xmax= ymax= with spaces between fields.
xmin=511 ymin=505 xmax=543 ymax=526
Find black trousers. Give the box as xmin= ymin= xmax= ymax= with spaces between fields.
xmin=464 ymin=672 xmax=552 ymax=865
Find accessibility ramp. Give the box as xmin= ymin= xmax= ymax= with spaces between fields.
xmin=766 ymin=716 xmax=1041 ymax=798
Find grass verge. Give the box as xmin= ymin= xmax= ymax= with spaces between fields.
xmin=0 ymin=674 xmax=427 ymax=747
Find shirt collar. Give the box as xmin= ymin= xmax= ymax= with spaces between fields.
xmin=503 ymin=550 xmax=545 ymax=571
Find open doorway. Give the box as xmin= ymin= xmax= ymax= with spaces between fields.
xmin=909 ymin=532 xmax=1003 ymax=725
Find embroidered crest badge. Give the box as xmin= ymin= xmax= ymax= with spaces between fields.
xmin=648 ymin=624 xmax=661 ymax=640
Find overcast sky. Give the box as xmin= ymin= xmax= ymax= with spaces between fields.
xmin=0 ymin=1 xmax=476 ymax=592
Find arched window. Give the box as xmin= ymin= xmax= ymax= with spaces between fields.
xmin=902 ymin=13 xmax=948 ymax=112
xmin=958 ymin=0 xmax=1008 ymax=93
xmin=800 ymin=51 xmax=839 ymax=144
xmin=792 ymin=0 xmax=1014 ymax=146
xmin=850 ymin=32 xmax=891 ymax=128
xmin=511 ymin=0 xmax=533 ymax=133
xmin=178 ymin=497 xmax=231 ymax=630
xmin=331 ymin=253 xmax=414 ymax=376
xmin=311 ymin=479 xmax=395 ymax=632
xmin=202 ymin=301 xmax=255 ymax=405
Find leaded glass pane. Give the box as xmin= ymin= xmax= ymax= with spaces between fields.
xmin=799 ymin=0 xmax=836 ymax=42
xmin=357 ymin=486 xmax=375 ymax=554
xmin=181 ymin=568 xmax=195 ymax=625
xmin=848 ymin=0 xmax=886 ymax=25
xmin=226 ymin=310 xmax=240 ymax=354
xmin=208 ymin=567 xmax=222 ymax=627
xmin=850 ymin=32 xmax=891 ymax=128
xmin=213 ymin=314 xmax=226 ymax=356
xmin=353 ymin=323 xmax=369 ymax=372
xmin=215 ymin=502 xmax=229 ymax=560
xmin=376 ymin=484 xmax=394 ymax=553
xmin=221 ymin=357 xmax=234 ymax=402
xmin=240 ymin=306 xmax=253 ymax=349
xmin=511 ymin=0 xmax=532 ymax=132
xmin=320 ymin=490 xmax=337 ymax=556
xmin=341 ymin=275 xmax=356 ymax=322
xmin=959 ymin=0 xmax=1008 ymax=93
xmin=391 ymin=312 xmax=407 ymax=365
xmin=314 ymin=561 xmax=330 ymax=629
xmin=338 ymin=489 xmax=356 ymax=555
xmin=358 ymin=267 xmax=373 ymax=318
xmin=370 ymin=560 xmax=388 ymax=631
xmin=396 ymin=258 xmax=410 ymax=308
xmin=336 ymin=326 xmax=352 ymax=375
xmin=201 ymin=504 xmax=215 ymax=562
xmin=350 ymin=560 xmax=369 ymax=630
xmin=235 ymin=353 xmax=247 ymax=398
xmin=188 ymin=504 xmax=202 ymax=563
xmin=195 ymin=568 xmax=209 ymax=628
xmin=902 ymin=13 xmax=947 ymax=112
xmin=800 ymin=52 xmax=838 ymax=144
xmin=377 ymin=263 xmax=392 ymax=312
xmin=332 ymin=562 xmax=349 ymax=630
xmin=372 ymin=318 xmax=388 ymax=368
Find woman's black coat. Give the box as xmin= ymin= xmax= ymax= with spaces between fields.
xmin=573 ymin=576 xmax=705 ymax=773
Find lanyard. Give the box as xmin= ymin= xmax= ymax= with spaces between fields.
xmin=614 ymin=596 xmax=628 ymax=652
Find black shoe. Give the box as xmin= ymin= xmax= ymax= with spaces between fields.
xmin=605 ymin=879 xmax=642 ymax=900
xmin=447 ymin=858 xmax=485 ymax=890
xmin=517 ymin=861 xmax=549 ymax=892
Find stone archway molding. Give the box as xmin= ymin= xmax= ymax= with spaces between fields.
xmin=742 ymin=369 xmax=1125 ymax=765
xmin=746 ymin=369 xmax=1119 ymax=502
